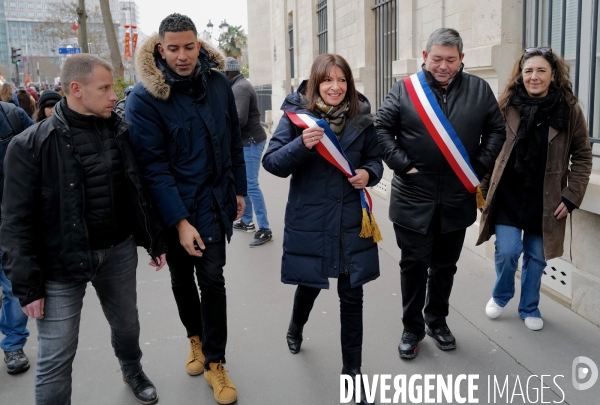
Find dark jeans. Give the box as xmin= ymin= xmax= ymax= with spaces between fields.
xmin=166 ymin=230 xmax=227 ymax=368
xmin=35 ymin=235 xmax=142 ymax=405
xmin=393 ymin=209 xmax=466 ymax=334
xmin=292 ymin=275 xmax=363 ymax=369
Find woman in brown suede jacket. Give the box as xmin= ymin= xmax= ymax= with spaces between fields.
xmin=477 ymin=48 xmax=592 ymax=331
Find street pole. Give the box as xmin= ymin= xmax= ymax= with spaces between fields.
xmin=77 ymin=0 xmax=89 ymax=53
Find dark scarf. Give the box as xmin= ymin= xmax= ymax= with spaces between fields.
xmin=314 ymin=97 xmax=350 ymax=139
xmin=510 ymin=86 xmax=569 ymax=188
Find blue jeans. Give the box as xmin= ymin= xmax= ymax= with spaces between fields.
xmin=0 ymin=250 xmax=30 ymax=352
xmin=35 ymin=236 xmax=143 ymax=405
xmin=242 ymin=140 xmax=270 ymax=230
xmin=493 ymin=224 xmax=546 ymax=319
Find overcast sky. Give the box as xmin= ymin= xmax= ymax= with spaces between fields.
xmin=138 ymin=0 xmax=249 ymax=36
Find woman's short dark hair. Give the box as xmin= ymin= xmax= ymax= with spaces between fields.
xmin=305 ymin=54 xmax=360 ymax=118
xmin=33 ymin=99 xmax=58 ymax=123
xmin=498 ymin=48 xmax=577 ymax=115
xmin=159 ymin=13 xmax=197 ymax=40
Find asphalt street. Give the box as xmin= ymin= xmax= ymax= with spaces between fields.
xmin=1 ymin=165 xmax=599 ymax=405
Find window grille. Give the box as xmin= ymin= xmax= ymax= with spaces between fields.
xmin=288 ymin=22 xmax=294 ymax=79
xmin=317 ymin=0 xmax=328 ymax=54
xmin=372 ymin=0 xmax=397 ymax=109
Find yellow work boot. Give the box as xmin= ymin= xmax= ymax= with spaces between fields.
xmin=204 ymin=361 xmax=237 ymax=404
xmin=186 ymin=335 xmax=205 ymax=376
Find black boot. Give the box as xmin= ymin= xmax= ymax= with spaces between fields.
xmin=342 ymin=367 xmax=374 ymax=405
xmin=286 ymin=318 xmax=303 ymax=354
xmin=123 ymin=371 xmax=158 ymax=405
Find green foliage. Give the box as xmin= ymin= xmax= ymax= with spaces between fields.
xmin=114 ymin=76 xmax=134 ymax=100
xmin=241 ymin=65 xmax=249 ymax=78
xmin=218 ymin=26 xmax=248 ymax=58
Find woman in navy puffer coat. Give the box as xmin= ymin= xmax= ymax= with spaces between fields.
xmin=262 ymin=54 xmax=382 ymax=404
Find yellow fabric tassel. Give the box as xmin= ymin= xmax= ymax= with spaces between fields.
xmin=359 ymin=208 xmax=373 ymax=238
xmin=369 ymin=213 xmax=383 ymax=243
xmin=476 ymin=186 xmax=486 ymax=209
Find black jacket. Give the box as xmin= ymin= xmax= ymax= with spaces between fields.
xmin=375 ymin=66 xmax=506 ymax=233
xmin=1 ymin=101 xmax=166 ymax=306
xmin=229 ymin=74 xmax=267 ymax=146
xmin=263 ymin=82 xmax=383 ymax=289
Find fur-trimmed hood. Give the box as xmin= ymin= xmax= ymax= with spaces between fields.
xmin=135 ymin=33 xmax=226 ymax=101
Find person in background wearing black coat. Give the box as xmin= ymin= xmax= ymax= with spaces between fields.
xmin=33 ymin=89 xmax=62 ymax=122
xmin=225 ymin=57 xmax=273 ymax=247
xmin=263 ymin=53 xmax=383 ymax=405
xmin=376 ymin=28 xmax=506 ymax=360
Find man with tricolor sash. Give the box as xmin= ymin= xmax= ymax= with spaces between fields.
xmin=375 ymin=28 xmax=506 ymax=359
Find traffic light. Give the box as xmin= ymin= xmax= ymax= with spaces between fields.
xmin=11 ymin=46 xmax=21 ymax=64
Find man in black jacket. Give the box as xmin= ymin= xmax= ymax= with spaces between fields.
xmin=225 ymin=57 xmax=273 ymax=247
xmin=376 ymin=28 xmax=505 ymax=359
xmin=1 ymin=54 xmax=166 ymax=404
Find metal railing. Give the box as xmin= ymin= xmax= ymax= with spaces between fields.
xmin=288 ymin=22 xmax=295 ymax=80
xmin=317 ymin=0 xmax=328 ymax=55
xmin=254 ymin=84 xmax=272 ymax=127
xmin=372 ymin=0 xmax=397 ymax=109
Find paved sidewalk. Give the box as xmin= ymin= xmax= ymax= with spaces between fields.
xmin=1 ymin=168 xmax=598 ymax=404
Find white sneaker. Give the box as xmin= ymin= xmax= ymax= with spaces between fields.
xmin=524 ymin=317 xmax=544 ymax=331
xmin=485 ymin=298 xmax=503 ymax=319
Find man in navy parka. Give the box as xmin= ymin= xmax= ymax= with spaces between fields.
xmin=125 ymin=13 xmax=245 ymax=404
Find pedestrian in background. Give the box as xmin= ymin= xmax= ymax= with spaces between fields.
xmin=478 ymin=47 xmax=592 ymax=330
xmin=1 ymin=54 xmax=166 ymax=405
xmin=263 ymin=53 xmax=383 ymax=405
xmin=16 ymin=87 xmax=35 ymax=117
xmin=376 ymin=28 xmax=505 ymax=359
xmin=33 ymin=89 xmax=62 ymax=122
xmin=225 ymin=57 xmax=273 ymax=247
xmin=0 ymin=98 xmax=34 ymax=375
xmin=0 ymin=83 xmax=16 ymax=105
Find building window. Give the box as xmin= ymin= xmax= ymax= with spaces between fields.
xmin=27 ymin=2 xmax=33 ymax=8
xmin=10 ymin=11 xmax=17 ymax=17
xmin=18 ymin=2 xmax=25 ymax=9
xmin=289 ymin=22 xmax=295 ymax=79
xmin=317 ymin=0 xmax=328 ymax=54
xmin=372 ymin=0 xmax=397 ymax=109
xmin=19 ymin=11 xmax=26 ymax=17
xmin=10 ymin=2 xmax=16 ymax=8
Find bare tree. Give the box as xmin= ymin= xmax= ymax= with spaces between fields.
xmin=33 ymin=2 xmax=111 ymax=60
xmin=98 ymin=0 xmax=124 ymax=79
xmin=77 ymin=0 xmax=89 ymax=53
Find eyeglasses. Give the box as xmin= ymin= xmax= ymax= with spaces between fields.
xmin=524 ymin=47 xmax=552 ymax=55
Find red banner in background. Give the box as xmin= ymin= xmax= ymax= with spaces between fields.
xmin=132 ymin=32 xmax=138 ymax=54
xmin=125 ymin=31 xmax=131 ymax=59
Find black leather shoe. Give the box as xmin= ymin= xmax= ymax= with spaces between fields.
xmin=426 ymin=326 xmax=456 ymax=350
xmin=286 ymin=318 xmax=303 ymax=354
xmin=123 ymin=371 xmax=158 ymax=405
xmin=398 ymin=331 xmax=425 ymax=359
xmin=342 ymin=367 xmax=375 ymax=404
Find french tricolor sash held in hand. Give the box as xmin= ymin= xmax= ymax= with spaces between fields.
xmin=404 ymin=71 xmax=486 ymax=208
xmin=285 ymin=111 xmax=382 ymax=242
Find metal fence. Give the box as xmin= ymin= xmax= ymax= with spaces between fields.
xmin=288 ymin=22 xmax=295 ymax=79
xmin=317 ymin=0 xmax=328 ymax=55
xmin=255 ymin=84 xmax=272 ymax=126
xmin=372 ymin=0 xmax=397 ymax=109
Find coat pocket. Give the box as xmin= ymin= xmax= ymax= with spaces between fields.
xmin=166 ymin=121 xmax=182 ymax=163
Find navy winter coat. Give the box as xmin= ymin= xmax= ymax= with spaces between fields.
xmin=263 ymin=83 xmax=383 ymax=289
xmin=126 ymin=35 xmax=246 ymax=242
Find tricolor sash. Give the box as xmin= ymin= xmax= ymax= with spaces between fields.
xmin=404 ymin=71 xmax=481 ymax=194
xmin=285 ymin=111 xmax=382 ymax=242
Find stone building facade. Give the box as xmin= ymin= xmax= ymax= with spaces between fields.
xmin=247 ymin=0 xmax=600 ymax=326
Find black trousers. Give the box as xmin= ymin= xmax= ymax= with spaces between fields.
xmin=393 ymin=209 xmax=466 ymax=334
xmin=292 ymin=274 xmax=363 ymax=369
xmin=166 ymin=230 xmax=227 ymax=368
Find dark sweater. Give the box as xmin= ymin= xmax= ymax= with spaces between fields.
xmin=62 ymin=104 xmax=133 ymax=249
xmin=493 ymin=124 xmax=549 ymax=235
